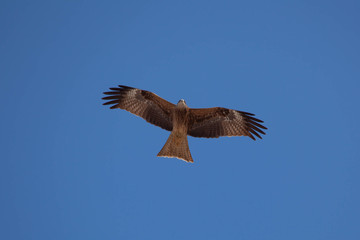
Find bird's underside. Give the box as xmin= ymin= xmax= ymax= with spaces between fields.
xmin=102 ymin=85 xmax=267 ymax=163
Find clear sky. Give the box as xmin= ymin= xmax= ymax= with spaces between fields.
xmin=1 ymin=1 xmax=359 ymax=239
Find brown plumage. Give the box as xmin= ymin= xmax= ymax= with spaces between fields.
xmin=102 ymin=85 xmax=267 ymax=163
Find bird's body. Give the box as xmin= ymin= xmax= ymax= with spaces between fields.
xmin=157 ymin=100 xmax=193 ymax=162
xmin=102 ymin=85 xmax=267 ymax=163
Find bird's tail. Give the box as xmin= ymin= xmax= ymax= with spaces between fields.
xmin=157 ymin=131 xmax=193 ymax=163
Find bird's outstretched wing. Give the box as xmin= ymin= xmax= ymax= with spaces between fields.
xmin=102 ymin=85 xmax=175 ymax=131
xmin=188 ymin=107 xmax=267 ymax=140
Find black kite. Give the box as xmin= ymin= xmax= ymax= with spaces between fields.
xmin=102 ymin=85 xmax=267 ymax=162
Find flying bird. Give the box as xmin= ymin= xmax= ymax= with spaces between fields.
xmin=102 ymin=85 xmax=267 ymax=163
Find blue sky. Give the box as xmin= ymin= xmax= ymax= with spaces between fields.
xmin=1 ymin=1 xmax=359 ymax=239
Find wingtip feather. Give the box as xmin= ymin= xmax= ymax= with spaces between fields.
xmin=118 ymin=85 xmax=133 ymax=89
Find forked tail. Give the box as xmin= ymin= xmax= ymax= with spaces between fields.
xmin=157 ymin=132 xmax=193 ymax=162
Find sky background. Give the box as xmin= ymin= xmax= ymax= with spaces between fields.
xmin=1 ymin=1 xmax=359 ymax=239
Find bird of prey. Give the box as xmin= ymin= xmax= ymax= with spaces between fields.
xmin=102 ymin=85 xmax=267 ymax=163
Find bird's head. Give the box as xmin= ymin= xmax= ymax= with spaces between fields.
xmin=177 ymin=99 xmax=187 ymax=108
